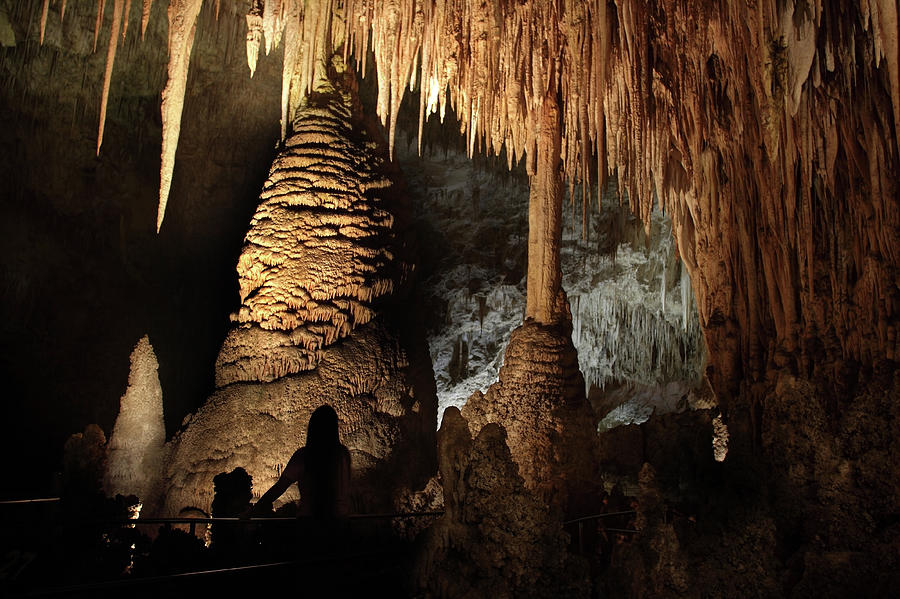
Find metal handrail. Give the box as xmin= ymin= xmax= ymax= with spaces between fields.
xmin=0 ymin=497 xmax=60 ymax=505
xmin=80 ymin=511 xmax=445 ymax=527
xmin=563 ymin=510 xmax=636 ymax=526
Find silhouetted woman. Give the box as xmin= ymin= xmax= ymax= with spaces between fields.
xmin=254 ymin=405 xmax=351 ymax=521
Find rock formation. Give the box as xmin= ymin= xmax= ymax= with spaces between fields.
xmin=463 ymin=320 xmax=598 ymax=511
xmin=414 ymin=407 xmax=589 ymax=598
xmin=104 ymin=335 xmax=166 ymax=513
xmin=162 ymin=59 xmax=436 ymax=516
xmin=2 ymin=0 xmax=899 ymax=594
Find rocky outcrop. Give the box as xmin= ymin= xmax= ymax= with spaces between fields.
xmin=162 ymin=62 xmax=435 ymax=516
xmin=760 ymin=370 xmax=900 ymax=596
xmin=462 ymin=319 xmax=598 ymax=511
xmin=414 ymin=407 xmax=588 ymax=598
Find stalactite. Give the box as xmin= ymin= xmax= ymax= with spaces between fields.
xmin=93 ymin=0 xmax=107 ymax=53
xmin=140 ymin=0 xmax=153 ymax=40
xmin=158 ymin=0 xmax=202 ymax=233
xmin=97 ymin=0 xmax=124 ymax=156
xmin=280 ymin=0 xmax=300 ymax=140
xmin=246 ymin=1 xmax=263 ymax=78
xmin=122 ymin=0 xmax=132 ymax=41
xmin=262 ymin=0 xmax=283 ymax=56
xmin=31 ymin=0 xmax=897 ymax=385
xmin=39 ymin=0 xmax=48 ymax=44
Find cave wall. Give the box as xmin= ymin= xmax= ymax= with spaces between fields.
xmin=0 ymin=0 xmax=282 ymax=496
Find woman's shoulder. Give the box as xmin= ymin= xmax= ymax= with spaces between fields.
xmin=284 ymin=446 xmax=307 ymax=476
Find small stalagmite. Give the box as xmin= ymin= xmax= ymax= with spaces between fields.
xmin=104 ymin=335 xmax=165 ymax=513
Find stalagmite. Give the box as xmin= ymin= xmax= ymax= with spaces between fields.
xmin=163 ymin=60 xmax=435 ymax=516
xmin=104 ymin=336 xmax=165 ymax=512
xmin=216 ymin=57 xmax=412 ymax=386
xmin=157 ymin=0 xmax=202 ymax=232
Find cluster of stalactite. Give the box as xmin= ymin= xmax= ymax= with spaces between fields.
xmin=214 ymin=60 xmax=411 ymax=387
xmin=37 ymin=0 xmax=899 ymax=396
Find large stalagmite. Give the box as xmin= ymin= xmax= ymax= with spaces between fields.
xmin=162 ymin=59 xmax=436 ymax=516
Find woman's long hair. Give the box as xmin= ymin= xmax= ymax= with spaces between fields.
xmin=303 ymin=405 xmax=344 ymax=517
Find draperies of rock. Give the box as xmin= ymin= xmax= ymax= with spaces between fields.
xmin=340 ymin=0 xmax=900 ymax=404
xmin=215 ymin=57 xmax=412 ymax=387
xmin=33 ymin=0 xmax=900 ymax=403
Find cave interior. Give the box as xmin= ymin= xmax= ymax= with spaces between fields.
xmin=1 ymin=0 xmax=899 ymax=597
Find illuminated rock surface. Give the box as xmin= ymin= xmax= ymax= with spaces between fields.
xmin=163 ymin=62 xmax=435 ymax=516
xmin=415 ymin=408 xmax=588 ymax=598
xmin=104 ymin=335 xmax=165 ymax=512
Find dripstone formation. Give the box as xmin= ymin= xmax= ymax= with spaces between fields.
xmin=162 ymin=63 xmax=436 ymax=516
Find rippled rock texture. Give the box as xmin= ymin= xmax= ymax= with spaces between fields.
xmin=163 ymin=63 xmax=436 ymax=515
xmin=462 ymin=319 xmax=599 ymax=511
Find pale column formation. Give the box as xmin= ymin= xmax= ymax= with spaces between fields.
xmin=104 ymin=335 xmax=166 ymax=512
xmin=525 ymin=93 xmax=565 ymax=325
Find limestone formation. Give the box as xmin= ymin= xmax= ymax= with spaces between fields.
xmin=163 ymin=60 xmax=434 ymax=516
xmin=164 ymin=315 xmax=437 ymax=517
xmin=51 ymin=0 xmax=896 ymax=410
xmin=216 ymin=58 xmax=413 ymax=386
xmin=104 ymin=335 xmax=166 ymax=512
xmin=414 ymin=407 xmax=588 ymax=598
xmin=462 ymin=319 xmax=598 ymax=511
xmin=157 ymin=0 xmax=202 ymax=232
xmin=62 ymin=424 xmax=108 ymax=501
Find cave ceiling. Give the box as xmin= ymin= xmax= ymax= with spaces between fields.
xmin=38 ymin=1 xmax=900 ymax=382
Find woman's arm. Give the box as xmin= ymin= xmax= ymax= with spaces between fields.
xmin=252 ymin=450 xmax=304 ymax=512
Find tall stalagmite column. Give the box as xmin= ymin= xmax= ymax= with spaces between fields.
xmin=526 ymin=93 xmax=565 ymax=325
xmin=463 ymin=90 xmax=597 ymax=512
